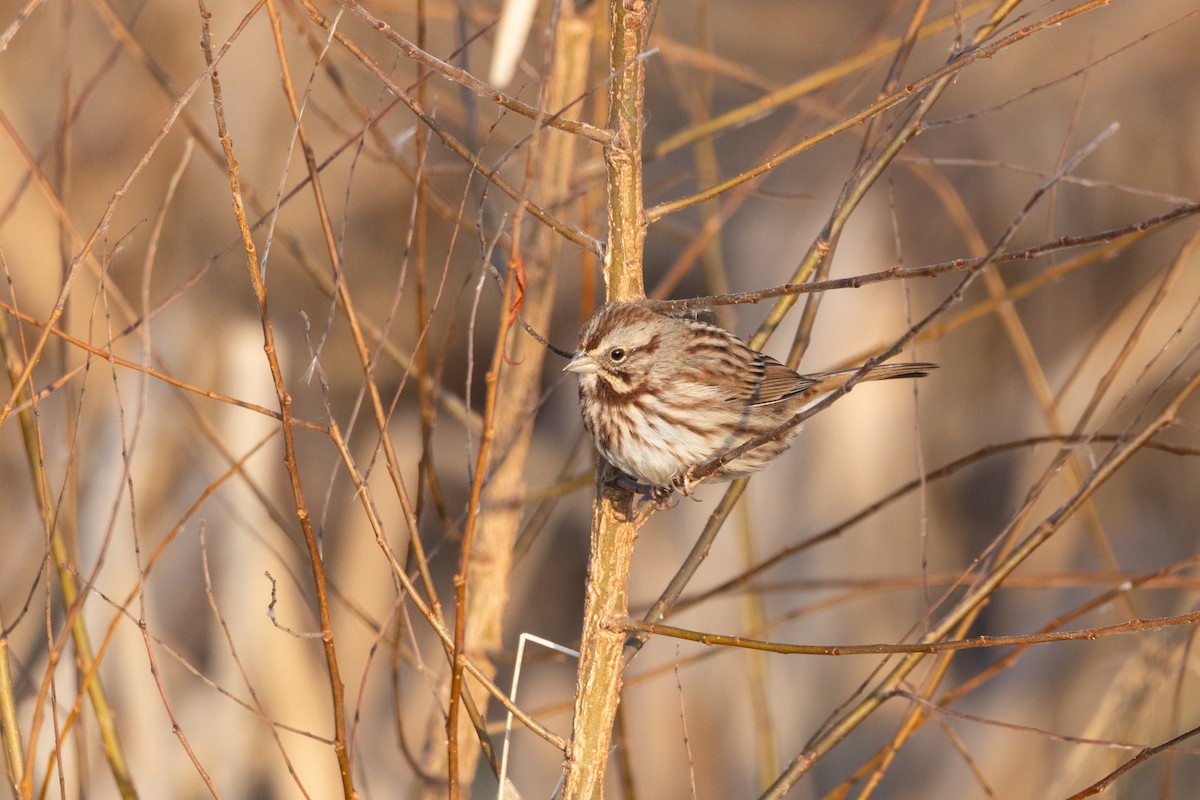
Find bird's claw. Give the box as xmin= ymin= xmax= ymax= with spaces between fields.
xmin=674 ymin=466 xmax=700 ymax=497
xmin=648 ymin=485 xmax=678 ymax=510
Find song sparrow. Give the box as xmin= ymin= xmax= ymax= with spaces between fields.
xmin=564 ymin=302 xmax=934 ymax=493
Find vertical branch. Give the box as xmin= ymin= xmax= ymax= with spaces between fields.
xmin=447 ymin=270 xmax=515 ymax=798
xmin=433 ymin=6 xmax=597 ymax=795
xmin=564 ymin=1 xmax=649 ymax=797
xmin=1 ymin=300 xmax=137 ymax=800
xmin=600 ymin=0 xmax=647 ymax=303
xmin=0 ymin=602 xmax=19 ymax=797
xmin=0 ymin=320 xmax=29 ymax=797
xmin=196 ymin=4 xmax=355 ymax=798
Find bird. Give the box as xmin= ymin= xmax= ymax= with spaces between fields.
xmin=564 ymin=301 xmax=934 ymax=494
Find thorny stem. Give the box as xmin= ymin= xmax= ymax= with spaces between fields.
xmin=638 ymin=199 xmax=1200 ymax=314
xmin=340 ymin=1 xmax=614 ymax=146
xmin=2 ymin=309 xmax=137 ymax=800
xmin=448 ymin=271 xmax=518 ymax=796
xmin=299 ymin=0 xmax=601 ymax=255
xmin=760 ymin=366 xmax=1200 ymax=797
xmin=623 ymin=0 xmax=1069 ymax=669
xmin=646 ymin=0 xmax=1108 ymax=222
xmin=197 ymin=4 xmax=356 ymax=797
xmin=650 ymin=0 xmax=995 ymax=160
xmin=620 ymin=610 xmax=1200 ymax=657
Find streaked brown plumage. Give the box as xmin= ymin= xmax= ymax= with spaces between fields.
xmin=564 ymin=302 xmax=934 ymax=492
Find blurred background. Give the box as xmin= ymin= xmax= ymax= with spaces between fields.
xmin=1 ymin=0 xmax=1199 ymax=798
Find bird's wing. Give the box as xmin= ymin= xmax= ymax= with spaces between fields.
xmin=733 ymin=351 xmax=816 ymax=407
xmin=745 ymin=361 xmax=938 ymax=406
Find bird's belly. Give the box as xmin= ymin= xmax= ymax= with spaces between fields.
xmin=602 ymin=405 xmax=739 ymax=487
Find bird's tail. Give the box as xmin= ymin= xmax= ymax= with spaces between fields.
xmin=796 ymin=361 xmax=937 ymax=400
xmin=860 ymin=362 xmax=938 ymax=382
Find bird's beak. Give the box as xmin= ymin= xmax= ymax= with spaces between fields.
xmin=564 ymin=352 xmax=598 ymax=375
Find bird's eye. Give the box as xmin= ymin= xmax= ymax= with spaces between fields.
xmin=609 ymin=348 xmax=626 ymax=362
